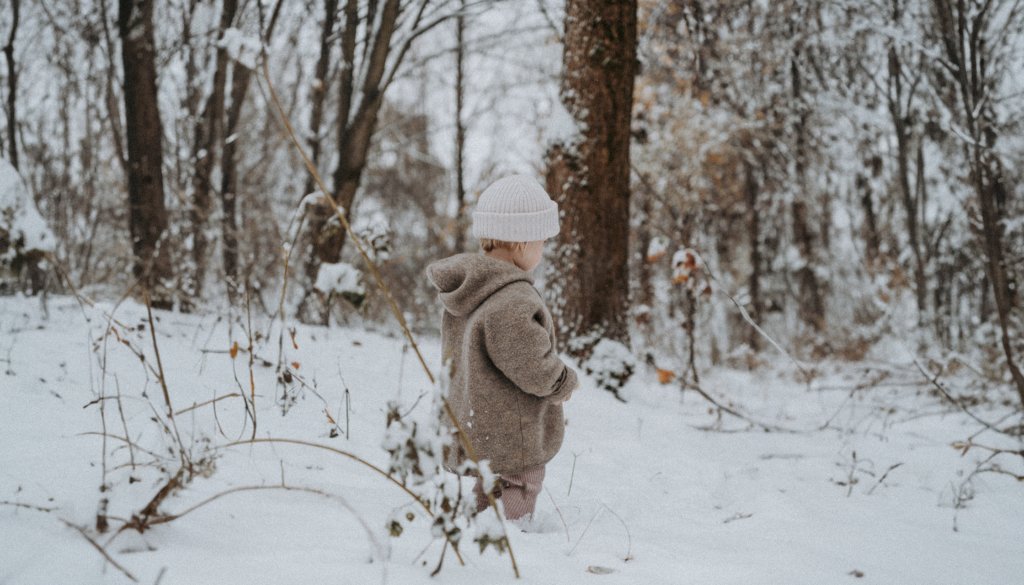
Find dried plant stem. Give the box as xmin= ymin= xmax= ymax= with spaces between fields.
xmin=144 ymin=292 xmax=189 ymax=468
xmin=245 ymin=286 xmax=257 ymax=439
xmin=258 ymin=59 xmax=517 ymax=577
xmin=175 ymin=392 xmax=242 ymax=416
xmin=914 ymin=359 xmax=1003 ymax=433
xmin=61 ymin=519 xmax=138 ymax=582
xmin=226 ymin=437 xmax=465 ymax=565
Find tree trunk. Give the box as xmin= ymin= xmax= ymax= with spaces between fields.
xmin=545 ymin=0 xmax=637 ymax=355
xmin=3 ymin=0 xmax=19 ymax=170
xmin=189 ymin=0 xmax=238 ymax=299
xmin=745 ymin=162 xmax=763 ymax=350
xmin=302 ymin=0 xmax=339 ymax=199
xmin=887 ymin=43 xmax=928 ymax=325
xmin=789 ymin=50 xmax=825 ymax=333
xmin=119 ymin=0 xmax=173 ymax=307
xmin=220 ymin=61 xmax=253 ymax=300
xmin=452 ymin=0 xmax=468 ymax=253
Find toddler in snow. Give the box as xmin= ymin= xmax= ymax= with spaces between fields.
xmin=425 ymin=174 xmax=579 ymax=521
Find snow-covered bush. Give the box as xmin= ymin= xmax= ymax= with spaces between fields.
xmin=381 ymin=367 xmax=511 ymax=566
xmin=583 ymin=338 xmax=637 ymax=397
xmin=314 ymin=262 xmax=366 ymax=308
xmin=0 ymin=159 xmax=54 ymax=294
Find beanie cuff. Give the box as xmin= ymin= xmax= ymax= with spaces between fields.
xmin=472 ymin=205 xmax=560 ymax=242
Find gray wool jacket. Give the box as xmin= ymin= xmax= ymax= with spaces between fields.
xmin=426 ymin=252 xmax=578 ymax=475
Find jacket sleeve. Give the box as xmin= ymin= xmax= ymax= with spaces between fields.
xmin=482 ymin=296 xmax=576 ymax=401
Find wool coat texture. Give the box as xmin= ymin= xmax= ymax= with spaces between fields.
xmin=426 ymin=252 xmax=578 ymax=476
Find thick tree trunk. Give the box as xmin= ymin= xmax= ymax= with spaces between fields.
xmin=119 ymin=0 xmax=173 ymax=307
xmin=545 ymin=0 xmax=637 ymax=354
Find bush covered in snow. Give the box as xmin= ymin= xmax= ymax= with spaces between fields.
xmin=0 ymin=159 xmax=53 ymax=294
xmin=582 ymin=338 xmax=636 ymax=398
xmin=314 ymin=262 xmax=366 ymax=308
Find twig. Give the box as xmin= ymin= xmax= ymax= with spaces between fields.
xmin=914 ymin=360 xmax=1002 ymax=433
xmin=224 ymin=438 xmax=431 ymax=513
xmin=867 ymin=462 xmax=904 ymax=495
xmin=61 ymin=519 xmax=138 ymax=582
xmin=685 ymin=381 xmax=799 ymax=433
xmin=568 ymin=507 xmax=602 ymax=557
xmin=114 ymin=377 xmax=135 ymax=471
xmin=224 ymin=437 xmax=464 ymax=566
xmin=600 ymin=504 xmax=633 ymax=561
xmin=245 ymin=285 xmax=257 ymax=440
xmin=543 ymin=488 xmax=571 ymax=543
xmin=144 ymin=292 xmax=189 ymax=468
xmin=0 ymin=500 xmax=57 ymax=513
xmin=567 ymin=452 xmax=578 ymax=496
xmin=175 ymin=393 xmax=242 ymax=416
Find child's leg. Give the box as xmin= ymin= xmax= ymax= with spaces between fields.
xmin=497 ymin=465 xmax=546 ymax=520
xmin=473 ymin=465 xmax=547 ymax=519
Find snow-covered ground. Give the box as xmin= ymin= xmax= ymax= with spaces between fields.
xmin=1 ymin=295 xmax=1022 ymax=584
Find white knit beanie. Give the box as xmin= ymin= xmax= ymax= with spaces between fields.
xmin=471 ymin=174 xmax=560 ymax=242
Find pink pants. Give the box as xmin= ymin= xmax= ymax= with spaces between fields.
xmin=473 ymin=464 xmax=546 ymax=520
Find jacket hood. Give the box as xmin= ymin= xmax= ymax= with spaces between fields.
xmin=426 ymin=253 xmax=533 ymax=316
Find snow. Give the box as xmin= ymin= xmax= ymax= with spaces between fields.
xmin=1 ymin=295 xmax=1023 ymax=584
xmin=542 ymin=94 xmax=584 ymax=148
xmin=0 ymin=159 xmax=55 ymax=253
xmin=217 ymin=28 xmax=263 ymax=70
xmin=314 ymin=262 xmax=364 ymax=297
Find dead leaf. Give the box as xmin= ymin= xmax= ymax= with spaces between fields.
xmin=656 ymin=368 xmax=676 ymax=384
xmin=229 ymin=341 xmax=239 ymax=359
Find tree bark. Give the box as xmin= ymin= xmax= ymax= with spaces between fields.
xmin=789 ymin=49 xmax=825 ymax=333
xmin=3 ymin=0 xmax=19 ymax=170
xmin=545 ymin=0 xmax=637 ymax=353
xmin=189 ymin=0 xmax=238 ymax=299
xmin=745 ymin=162 xmax=763 ymax=350
xmin=119 ymin=0 xmax=173 ymax=307
xmin=887 ymin=41 xmax=928 ymax=324
xmin=302 ymin=0 xmax=339 ymax=199
xmin=452 ymin=0 xmax=468 ymax=253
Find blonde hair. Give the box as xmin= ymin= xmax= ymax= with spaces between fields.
xmin=479 ymin=238 xmax=525 ymax=253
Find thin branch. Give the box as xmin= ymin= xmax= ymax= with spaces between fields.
xmin=61 ymin=519 xmax=138 ymax=582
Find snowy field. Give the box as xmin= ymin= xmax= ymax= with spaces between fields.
xmin=1 ymin=295 xmax=1022 ymax=585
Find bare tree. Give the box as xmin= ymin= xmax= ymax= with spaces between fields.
xmin=3 ymin=0 xmax=19 ymax=169
xmin=119 ymin=0 xmax=173 ymax=306
xmin=189 ymin=0 xmax=239 ymax=300
xmin=928 ymin=0 xmax=1024 ymax=407
xmin=302 ymin=0 xmax=478 ymax=320
xmin=452 ymin=0 xmax=468 ymax=253
xmin=545 ymin=0 xmax=637 ymax=352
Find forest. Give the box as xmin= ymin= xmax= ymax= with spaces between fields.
xmin=1 ymin=1 xmax=1022 ymax=583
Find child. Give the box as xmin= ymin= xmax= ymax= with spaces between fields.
xmin=426 ymin=174 xmax=579 ymax=521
